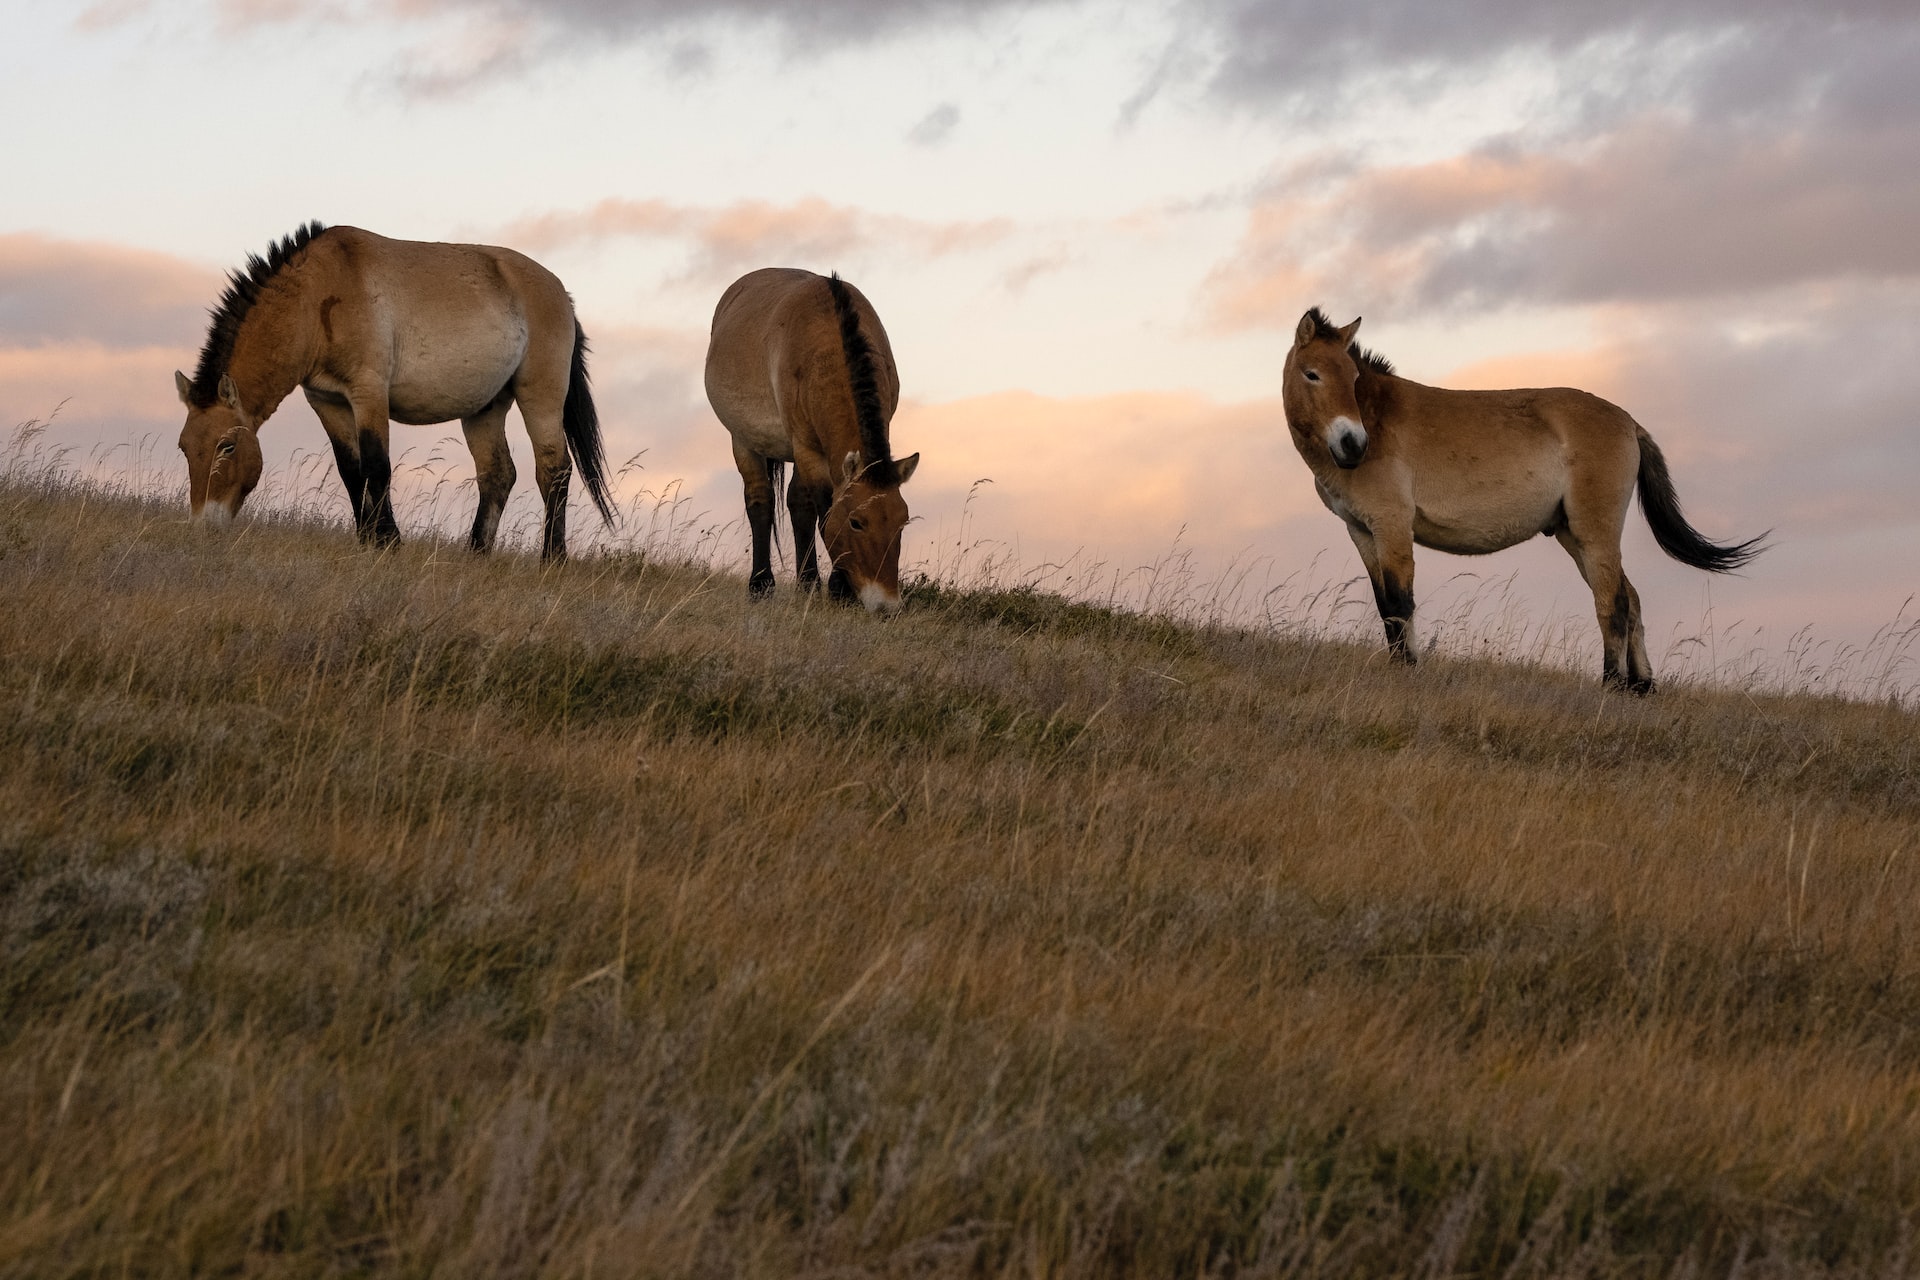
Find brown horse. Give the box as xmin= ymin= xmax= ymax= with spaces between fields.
xmin=704 ymin=268 xmax=920 ymax=611
xmin=175 ymin=222 xmax=614 ymax=559
xmin=1283 ymin=308 xmax=1766 ymax=692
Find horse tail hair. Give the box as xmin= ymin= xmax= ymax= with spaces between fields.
xmin=825 ymin=273 xmax=896 ymax=486
xmin=765 ymin=457 xmax=787 ymax=565
xmin=1635 ymin=425 xmax=1768 ymax=573
xmin=564 ymin=317 xmax=617 ymax=527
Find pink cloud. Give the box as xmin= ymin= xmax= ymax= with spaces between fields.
xmin=499 ymin=197 xmax=1010 ymax=281
xmin=1207 ymin=115 xmax=1920 ymax=328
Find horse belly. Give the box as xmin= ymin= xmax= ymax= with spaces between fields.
xmin=1413 ymin=482 xmax=1562 ymax=556
xmin=707 ymin=380 xmax=794 ymax=462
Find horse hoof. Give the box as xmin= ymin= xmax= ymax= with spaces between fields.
xmin=748 ymin=574 xmax=775 ymax=600
xmin=827 ymin=568 xmax=855 ymax=603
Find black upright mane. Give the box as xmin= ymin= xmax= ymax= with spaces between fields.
xmin=186 ymin=221 xmax=328 ymax=408
xmin=1302 ymin=305 xmax=1395 ymax=377
xmin=825 ymin=273 xmax=896 ymax=486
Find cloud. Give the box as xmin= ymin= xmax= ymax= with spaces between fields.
xmin=0 ymin=234 xmax=221 ymax=350
xmin=906 ymin=102 xmax=961 ymax=148
xmin=1185 ymin=2 xmax=1918 ymax=120
xmin=1203 ymin=110 xmax=1920 ymax=326
xmin=499 ymin=197 xmax=1012 ymax=282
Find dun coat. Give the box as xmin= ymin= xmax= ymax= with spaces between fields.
xmin=175 ymin=223 xmax=614 ymax=559
xmin=704 ymin=268 xmax=920 ymax=611
xmin=1282 ymin=308 xmax=1766 ymax=692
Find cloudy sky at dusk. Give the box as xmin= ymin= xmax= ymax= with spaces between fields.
xmin=4 ymin=1 xmax=1917 ymax=685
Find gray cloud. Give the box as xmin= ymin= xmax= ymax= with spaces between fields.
xmin=907 ymin=102 xmax=961 ymax=148
xmin=0 ymin=235 xmax=219 ymax=350
xmin=1206 ymin=111 xmax=1920 ymax=324
xmin=1187 ymin=2 xmax=1918 ymax=119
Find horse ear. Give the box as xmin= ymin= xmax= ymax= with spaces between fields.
xmin=842 ymin=450 xmax=862 ymax=482
xmin=175 ymin=370 xmax=193 ymax=405
xmin=1294 ymin=312 xmax=1319 ymax=348
xmin=218 ymin=374 xmax=241 ymax=410
xmin=894 ymin=452 xmax=919 ymax=484
xmin=1337 ymin=316 xmax=1363 ymax=345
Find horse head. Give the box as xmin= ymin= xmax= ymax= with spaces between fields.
xmin=823 ymin=449 xmax=920 ymax=612
xmin=1284 ymin=309 xmax=1369 ymax=470
xmin=176 ymin=370 xmax=264 ymax=525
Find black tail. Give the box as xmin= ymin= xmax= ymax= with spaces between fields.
xmin=1635 ymin=426 xmax=1768 ymax=573
xmin=564 ymin=319 xmax=616 ymax=527
xmin=824 ymin=273 xmax=895 ymax=486
xmin=766 ymin=457 xmax=787 ymax=566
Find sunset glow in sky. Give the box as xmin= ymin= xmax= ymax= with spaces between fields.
xmin=5 ymin=1 xmax=1917 ymax=684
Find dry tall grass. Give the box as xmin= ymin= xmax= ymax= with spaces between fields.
xmin=4 ymin=434 xmax=1919 ymax=1277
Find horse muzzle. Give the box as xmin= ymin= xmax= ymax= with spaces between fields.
xmin=1329 ymin=418 xmax=1368 ymax=469
xmin=194 ymin=501 xmax=235 ymax=528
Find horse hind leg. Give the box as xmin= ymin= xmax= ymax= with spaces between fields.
xmin=515 ymin=380 xmax=573 ymax=563
xmin=461 ymin=387 xmax=517 ymax=553
xmin=733 ymin=440 xmax=777 ymax=598
xmin=1622 ymin=576 xmax=1655 ymax=694
xmin=1555 ymin=528 xmax=1652 ymax=694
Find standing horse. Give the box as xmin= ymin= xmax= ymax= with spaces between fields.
xmin=175 ymin=222 xmax=615 ymax=559
xmin=704 ymin=268 xmax=920 ymax=611
xmin=1283 ymin=308 xmax=1766 ymax=692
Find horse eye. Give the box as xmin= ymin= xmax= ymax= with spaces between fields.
xmin=1303 ymin=369 xmax=1321 ymax=383
xmin=850 ymin=517 xmax=867 ymax=532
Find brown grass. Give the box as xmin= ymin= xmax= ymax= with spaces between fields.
xmin=3 ymin=447 xmax=1919 ymax=1277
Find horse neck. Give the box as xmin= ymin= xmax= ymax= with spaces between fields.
xmin=1355 ymin=366 xmax=1395 ymax=431
xmin=225 ymin=279 xmax=317 ymax=423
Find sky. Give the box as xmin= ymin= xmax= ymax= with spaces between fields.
xmin=4 ymin=0 xmax=1917 ymax=691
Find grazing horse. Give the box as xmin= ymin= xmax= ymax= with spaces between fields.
xmin=1283 ymin=308 xmax=1766 ymax=692
xmin=174 ymin=222 xmax=615 ymax=559
xmin=704 ymin=268 xmax=920 ymax=611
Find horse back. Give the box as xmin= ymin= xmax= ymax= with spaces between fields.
xmin=308 ymin=228 xmax=572 ymax=421
xmin=705 ymin=268 xmax=899 ymax=461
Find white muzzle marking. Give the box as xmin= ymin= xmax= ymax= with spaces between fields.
xmin=1328 ymin=415 xmax=1368 ymax=467
xmin=198 ymin=503 xmax=233 ymax=528
xmin=859 ymin=582 xmax=902 ymax=613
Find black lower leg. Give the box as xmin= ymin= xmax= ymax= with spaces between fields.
xmin=330 ymin=438 xmax=367 ymax=530
xmin=541 ymin=470 xmax=571 ymax=562
xmin=789 ymin=491 xmax=820 ymax=587
xmin=1602 ymin=580 xmax=1633 ymax=691
xmin=356 ymin=429 xmax=399 ymax=547
xmin=827 ymin=563 xmax=854 ymax=603
xmin=469 ymin=485 xmax=511 ymax=553
xmin=747 ymin=497 xmax=774 ymax=597
xmin=1377 ymin=568 xmax=1416 ymax=664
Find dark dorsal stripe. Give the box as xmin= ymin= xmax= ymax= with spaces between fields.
xmin=187 ymin=221 xmax=329 ymax=408
xmin=825 ymin=273 xmax=896 ymax=487
xmin=1302 ymin=304 xmax=1395 ymax=377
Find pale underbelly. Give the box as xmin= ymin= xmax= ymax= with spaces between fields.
xmin=387 ymin=353 xmax=522 ymax=424
xmin=709 ymin=387 xmax=795 ymax=462
xmin=1412 ymin=497 xmax=1561 ymax=556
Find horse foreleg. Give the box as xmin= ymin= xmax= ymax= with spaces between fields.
xmin=339 ymin=388 xmax=400 ymax=548
xmin=1350 ymin=524 xmax=1418 ymax=664
xmin=305 ymin=389 xmax=373 ymax=537
xmin=733 ymin=441 xmax=777 ymax=598
xmin=460 ymin=392 xmax=517 ymax=554
xmin=786 ymin=469 xmax=822 ymax=589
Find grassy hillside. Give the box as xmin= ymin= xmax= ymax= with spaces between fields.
xmin=3 ymin=467 xmax=1918 ymax=1277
